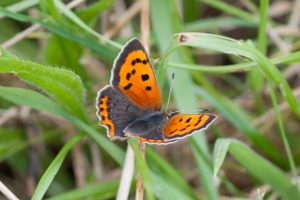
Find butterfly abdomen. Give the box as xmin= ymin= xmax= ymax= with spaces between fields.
xmin=124 ymin=111 xmax=167 ymax=138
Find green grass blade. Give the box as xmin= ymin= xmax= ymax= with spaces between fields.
xmin=168 ymin=51 xmax=300 ymax=73
xmin=76 ymin=0 xmax=116 ymax=23
xmin=147 ymin=148 xmax=199 ymax=199
xmin=0 ymin=6 xmax=118 ymax=62
xmin=184 ymin=17 xmax=257 ymax=32
xmin=213 ymin=139 xmax=300 ymax=199
xmin=47 ymin=180 xmax=119 ymax=200
xmin=195 ymin=87 xmax=284 ymax=164
xmin=128 ymin=139 xmax=154 ymax=200
xmin=32 ymin=132 xmax=84 ymax=200
xmin=165 ymin=33 xmax=300 ymax=117
xmin=269 ymin=88 xmax=298 ymax=184
xmin=53 ymin=0 xmax=121 ymax=49
xmin=257 ymin=0 xmax=269 ymax=54
xmin=198 ymin=0 xmax=257 ymax=23
xmin=151 ymin=1 xmax=218 ymax=199
xmin=0 ymin=0 xmax=38 ymax=19
xmin=151 ymin=172 xmax=195 ymax=200
xmin=151 ymin=173 xmax=193 ymax=200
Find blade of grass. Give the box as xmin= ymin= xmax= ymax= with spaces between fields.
xmin=257 ymin=0 xmax=269 ymax=54
xmin=184 ymin=17 xmax=257 ymax=32
xmin=151 ymin=1 xmax=218 ymax=199
xmin=76 ymin=0 xmax=116 ymax=23
xmin=168 ymin=51 xmax=300 ymax=73
xmin=0 ymin=0 xmax=38 ymax=19
xmin=213 ymin=139 xmax=300 ymax=199
xmin=151 ymin=172 xmax=195 ymax=200
xmin=198 ymin=0 xmax=257 ymax=23
xmin=194 ymin=87 xmax=284 ymax=165
xmin=32 ymin=132 xmax=84 ymax=200
xmin=47 ymin=179 xmax=120 ymax=200
xmin=269 ymin=87 xmax=298 ymax=186
xmin=53 ymin=0 xmax=121 ymax=49
xmin=165 ymin=33 xmax=300 ymax=117
xmin=146 ymin=148 xmax=199 ymax=200
xmin=128 ymin=139 xmax=154 ymax=200
xmin=247 ymin=0 xmax=269 ymax=114
xmin=0 ymin=7 xmax=118 ymax=62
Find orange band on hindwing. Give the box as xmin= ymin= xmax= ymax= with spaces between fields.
xmin=162 ymin=114 xmax=216 ymax=139
xmin=97 ymin=96 xmax=115 ymax=137
xmin=139 ymin=137 xmax=168 ymax=144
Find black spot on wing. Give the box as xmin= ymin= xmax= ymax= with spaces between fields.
xmin=131 ymin=69 xmax=136 ymax=75
xmin=170 ymin=129 xmax=177 ymax=134
xmin=141 ymin=74 xmax=149 ymax=81
xmin=124 ymin=83 xmax=133 ymax=90
xmin=185 ymin=118 xmax=192 ymax=123
xmin=126 ymin=73 xmax=131 ymax=80
xmin=101 ymin=115 xmax=105 ymax=120
xmin=136 ymin=58 xmax=142 ymax=63
xmin=179 ymin=128 xmax=186 ymax=131
xmin=179 ymin=118 xmax=183 ymax=122
xmin=142 ymin=60 xmax=147 ymax=64
xmin=131 ymin=60 xmax=136 ymax=65
xmin=194 ymin=115 xmax=203 ymax=126
xmin=145 ymin=86 xmax=152 ymax=91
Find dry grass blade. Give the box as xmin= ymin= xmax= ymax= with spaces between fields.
xmin=0 ymin=181 xmax=20 ymax=200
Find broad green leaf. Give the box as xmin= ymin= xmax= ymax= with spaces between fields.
xmin=44 ymin=35 xmax=88 ymax=81
xmin=0 ymin=48 xmax=87 ymax=121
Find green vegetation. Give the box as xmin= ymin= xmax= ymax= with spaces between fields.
xmin=0 ymin=0 xmax=300 ymax=199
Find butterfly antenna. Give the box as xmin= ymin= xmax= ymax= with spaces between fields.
xmin=165 ymin=73 xmax=175 ymax=113
xmin=168 ymin=109 xmax=211 ymax=115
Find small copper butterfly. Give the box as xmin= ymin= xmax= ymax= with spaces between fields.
xmin=96 ymin=38 xmax=216 ymax=144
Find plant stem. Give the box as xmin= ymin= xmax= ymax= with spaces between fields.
xmin=135 ymin=0 xmax=149 ymax=199
xmin=269 ymin=87 xmax=299 ymax=188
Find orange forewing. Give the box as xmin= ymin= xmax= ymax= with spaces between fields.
xmin=97 ymin=95 xmax=115 ymax=137
xmin=117 ymin=50 xmax=161 ymax=110
xmin=162 ymin=114 xmax=216 ymax=139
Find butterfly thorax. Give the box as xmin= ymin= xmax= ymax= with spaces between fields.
xmin=123 ymin=111 xmax=167 ymax=137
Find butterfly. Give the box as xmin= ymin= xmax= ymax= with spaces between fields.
xmin=96 ymin=38 xmax=216 ymax=144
